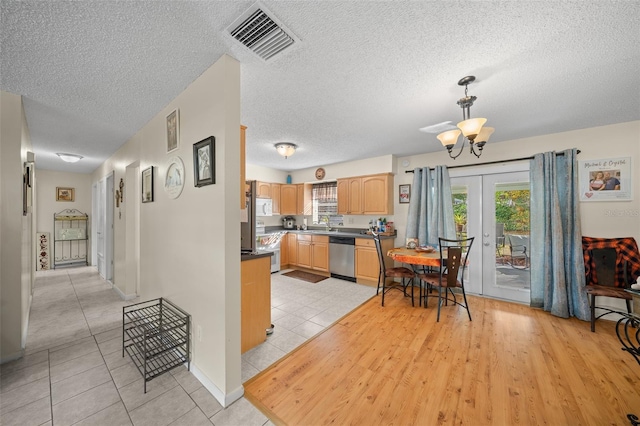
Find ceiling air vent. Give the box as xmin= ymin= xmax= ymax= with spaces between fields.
xmin=227 ymin=3 xmax=299 ymax=62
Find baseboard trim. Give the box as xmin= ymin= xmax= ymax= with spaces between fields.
xmin=190 ymin=364 xmax=244 ymax=408
xmin=112 ymin=283 xmax=137 ymax=301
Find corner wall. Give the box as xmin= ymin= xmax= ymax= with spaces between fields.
xmin=1 ymin=90 xmax=34 ymax=362
xmin=91 ymin=55 xmax=242 ymax=405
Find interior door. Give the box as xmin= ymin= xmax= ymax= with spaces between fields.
xmin=97 ymin=178 xmax=106 ymax=277
xmin=481 ymin=172 xmax=530 ymax=303
xmin=451 ymin=170 xmax=531 ymax=304
xmin=96 ymin=173 xmax=114 ymax=281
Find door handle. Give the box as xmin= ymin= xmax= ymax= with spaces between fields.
xmin=484 ymin=242 xmax=490 ymax=246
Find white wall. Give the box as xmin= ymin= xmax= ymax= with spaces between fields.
xmin=35 ymin=170 xmax=93 ymax=265
xmin=1 ymin=91 xmax=34 ymax=362
xmin=91 ymin=55 xmax=242 ymax=406
xmin=392 ymin=121 xmax=640 ymax=246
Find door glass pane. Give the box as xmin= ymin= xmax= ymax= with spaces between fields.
xmin=495 ymin=182 xmax=530 ymax=291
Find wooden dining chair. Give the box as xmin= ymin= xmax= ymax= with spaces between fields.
xmin=416 ymin=236 xmax=474 ymax=322
xmin=372 ymin=232 xmax=416 ymax=307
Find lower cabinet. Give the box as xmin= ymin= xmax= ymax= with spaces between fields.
xmin=290 ymin=234 xmax=329 ymax=273
xmin=310 ymin=235 xmax=329 ymax=272
xmin=355 ymin=238 xmax=394 ymax=285
xmin=287 ymin=232 xmax=297 ymax=266
xmin=241 ymin=255 xmax=271 ymax=354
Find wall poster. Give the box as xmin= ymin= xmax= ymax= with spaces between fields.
xmin=579 ymin=156 xmax=632 ymax=202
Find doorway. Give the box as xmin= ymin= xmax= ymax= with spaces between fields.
xmin=451 ymin=169 xmax=531 ymax=304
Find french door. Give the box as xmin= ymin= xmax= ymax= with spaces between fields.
xmin=451 ymin=170 xmax=531 ymax=304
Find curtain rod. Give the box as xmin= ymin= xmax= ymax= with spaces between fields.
xmin=404 ymin=150 xmax=581 ymax=173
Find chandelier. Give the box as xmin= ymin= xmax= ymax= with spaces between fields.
xmin=437 ymin=76 xmax=494 ymax=159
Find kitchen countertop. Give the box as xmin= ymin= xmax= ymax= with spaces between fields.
xmin=263 ymin=227 xmax=396 ymax=240
xmin=241 ymin=250 xmax=274 ymax=261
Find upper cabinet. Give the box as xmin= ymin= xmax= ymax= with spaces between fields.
xmin=271 ymin=183 xmax=281 ymax=215
xmin=297 ymin=183 xmax=312 ymax=215
xmin=338 ymin=173 xmax=393 ymax=215
xmin=256 ymin=181 xmax=272 ymax=198
xmin=362 ymin=174 xmax=393 ymax=215
xmin=337 ymin=177 xmax=362 ymax=215
xmin=280 ymin=184 xmax=297 ymax=215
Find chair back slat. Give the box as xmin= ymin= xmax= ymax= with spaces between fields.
xmin=438 ymin=236 xmax=474 ymax=288
xmin=445 ymin=247 xmax=463 ymax=287
xmin=590 ymin=248 xmax=617 ymax=287
xmin=372 ymin=232 xmax=386 ymax=276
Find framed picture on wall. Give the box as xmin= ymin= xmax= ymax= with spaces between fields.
xmin=56 ymin=187 xmax=75 ymax=202
xmin=579 ymin=156 xmax=632 ymax=202
xmin=167 ymin=109 xmax=179 ymax=153
xmin=399 ymin=184 xmax=411 ymax=204
xmin=193 ymin=136 xmax=215 ymax=187
xmin=142 ymin=166 xmax=154 ymax=203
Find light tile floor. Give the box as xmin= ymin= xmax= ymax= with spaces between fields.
xmin=1 ymin=266 xmax=376 ymax=425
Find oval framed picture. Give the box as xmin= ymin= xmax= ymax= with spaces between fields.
xmin=164 ymin=156 xmax=185 ymax=199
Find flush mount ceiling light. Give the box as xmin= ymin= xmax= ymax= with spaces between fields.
xmin=434 ymin=76 xmax=494 ymax=160
xmin=56 ymin=153 xmax=84 ymax=163
xmin=275 ymin=143 xmax=297 ymax=159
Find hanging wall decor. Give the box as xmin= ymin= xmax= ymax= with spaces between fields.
xmin=164 ymin=156 xmax=185 ymax=199
xmin=193 ymin=136 xmax=215 ymax=187
xmin=579 ymin=156 xmax=632 ymax=202
xmin=142 ymin=166 xmax=154 ymax=202
xmin=167 ymin=109 xmax=180 ymax=153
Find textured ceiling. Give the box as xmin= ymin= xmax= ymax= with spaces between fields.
xmin=1 ymin=1 xmax=639 ymax=174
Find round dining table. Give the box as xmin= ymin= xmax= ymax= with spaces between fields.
xmin=387 ymin=247 xmax=443 ymax=267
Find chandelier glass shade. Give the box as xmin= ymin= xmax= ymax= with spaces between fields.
xmin=437 ymin=76 xmax=493 ymax=159
xmin=275 ymin=142 xmax=297 ymax=158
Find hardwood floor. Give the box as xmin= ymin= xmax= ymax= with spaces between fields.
xmin=244 ymin=290 xmax=640 ymax=425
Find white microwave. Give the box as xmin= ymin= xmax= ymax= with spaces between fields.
xmin=256 ymin=198 xmax=273 ymax=216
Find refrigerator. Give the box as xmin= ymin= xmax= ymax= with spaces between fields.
xmin=241 ymin=180 xmax=257 ymax=253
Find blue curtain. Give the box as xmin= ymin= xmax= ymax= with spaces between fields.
xmin=530 ymin=149 xmax=589 ymax=320
xmin=406 ymin=166 xmax=456 ymax=247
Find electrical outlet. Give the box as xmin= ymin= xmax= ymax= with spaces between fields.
xmin=197 ymin=325 xmax=202 ymax=342
xmin=348 ymin=218 xmax=354 ymax=224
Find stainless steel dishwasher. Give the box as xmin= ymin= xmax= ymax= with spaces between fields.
xmin=329 ymin=236 xmax=356 ymax=282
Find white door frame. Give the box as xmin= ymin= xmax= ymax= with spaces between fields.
xmin=450 ymin=162 xmax=530 ymax=302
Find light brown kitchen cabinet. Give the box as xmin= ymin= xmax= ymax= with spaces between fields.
xmin=311 ymin=235 xmax=329 ymax=272
xmin=241 ymin=255 xmax=271 ymax=353
xmin=271 ymin=183 xmax=281 ymax=215
xmin=294 ymin=234 xmax=328 ymax=272
xmin=337 ymin=177 xmax=362 ymax=215
xmin=296 ymin=234 xmax=312 ymax=269
xmin=287 ymin=232 xmax=297 ymax=265
xmin=355 ymin=237 xmax=394 ymax=286
xmin=280 ymin=184 xmax=297 ymax=215
xmin=297 ymin=184 xmax=312 ymax=215
xmin=240 ymin=125 xmax=246 ymax=209
xmin=256 ymin=181 xmax=272 ymax=198
xmin=362 ymin=174 xmax=394 ymax=215
xmin=280 ymin=233 xmax=288 ymax=267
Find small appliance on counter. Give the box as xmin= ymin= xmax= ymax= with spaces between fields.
xmin=282 ymin=216 xmax=296 ymax=229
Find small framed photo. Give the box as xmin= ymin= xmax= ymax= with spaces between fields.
xmin=142 ymin=166 xmax=154 ymax=203
xmin=399 ymin=184 xmax=411 ymax=204
xmin=167 ymin=109 xmax=179 ymax=153
xmin=193 ymin=136 xmax=215 ymax=187
xmin=56 ymin=187 xmax=75 ymax=202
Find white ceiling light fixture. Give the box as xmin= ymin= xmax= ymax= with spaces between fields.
xmin=275 ymin=142 xmax=297 ymax=159
xmin=435 ymin=76 xmax=494 ymax=160
xmin=56 ymin=153 xmax=84 ymax=163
